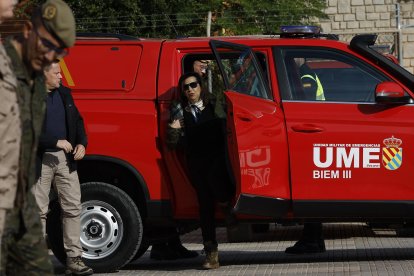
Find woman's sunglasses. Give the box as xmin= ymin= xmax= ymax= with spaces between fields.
xmin=183 ymin=81 xmax=199 ymax=91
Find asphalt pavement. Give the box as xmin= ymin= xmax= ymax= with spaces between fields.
xmin=52 ymin=223 xmax=414 ymax=275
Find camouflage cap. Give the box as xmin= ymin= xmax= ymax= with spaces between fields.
xmin=41 ymin=0 xmax=75 ymax=48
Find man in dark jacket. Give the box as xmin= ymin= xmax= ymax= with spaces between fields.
xmin=33 ymin=61 xmax=92 ymax=276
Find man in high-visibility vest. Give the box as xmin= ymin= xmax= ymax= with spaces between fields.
xmin=285 ymin=58 xmax=325 ymax=255
xmin=296 ymin=57 xmax=325 ymax=101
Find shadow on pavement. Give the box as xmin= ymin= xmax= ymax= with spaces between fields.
xmin=125 ymin=247 xmax=414 ymax=272
xmin=51 ymin=223 xmax=412 ymax=274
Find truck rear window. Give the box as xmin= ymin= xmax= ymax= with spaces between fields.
xmin=61 ymin=44 xmax=142 ymax=92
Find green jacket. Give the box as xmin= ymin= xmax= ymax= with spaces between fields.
xmin=4 ymin=37 xmax=47 ymax=207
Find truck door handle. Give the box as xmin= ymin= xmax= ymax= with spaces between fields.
xmin=291 ymin=124 xmax=324 ymax=133
xmin=236 ymin=113 xmax=253 ymax=122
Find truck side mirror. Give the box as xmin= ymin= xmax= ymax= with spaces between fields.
xmin=375 ymin=81 xmax=411 ymax=104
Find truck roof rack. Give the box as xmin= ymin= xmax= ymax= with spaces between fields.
xmin=76 ymin=33 xmax=139 ymax=41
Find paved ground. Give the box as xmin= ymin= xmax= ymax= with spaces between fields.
xmin=52 ymin=223 xmax=414 ymax=275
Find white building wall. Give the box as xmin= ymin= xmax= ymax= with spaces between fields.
xmin=317 ymin=0 xmax=414 ymax=73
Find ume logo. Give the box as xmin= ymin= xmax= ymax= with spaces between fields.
xmin=313 ymin=147 xmax=380 ymax=169
xmin=312 ymin=137 xmax=403 ymax=179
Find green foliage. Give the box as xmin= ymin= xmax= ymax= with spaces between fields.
xmin=14 ymin=0 xmax=41 ymax=19
xmin=16 ymin=0 xmax=328 ymax=38
xmin=64 ymin=0 xmax=141 ymax=34
xmin=165 ymin=0 xmax=328 ymax=37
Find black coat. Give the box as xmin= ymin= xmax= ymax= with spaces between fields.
xmin=36 ymin=85 xmax=87 ymax=177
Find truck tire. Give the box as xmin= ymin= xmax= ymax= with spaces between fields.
xmin=131 ymin=237 xmax=150 ymax=261
xmin=47 ymin=182 xmax=143 ymax=272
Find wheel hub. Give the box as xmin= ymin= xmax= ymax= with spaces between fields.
xmin=80 ymin=200 xmax=124 ymax=259
xmin=85 ymin=220 xmax=103 ymax=238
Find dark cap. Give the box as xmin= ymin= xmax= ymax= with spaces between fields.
xmin=40 ymin=0 xmax=75 ymax=48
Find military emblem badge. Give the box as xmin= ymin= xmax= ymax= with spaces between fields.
xmin=43 ymin=4 xmax=57 ymax=20
xmin=382 ymin=136 xmax=402 ymax=170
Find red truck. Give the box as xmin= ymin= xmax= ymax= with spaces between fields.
xmin=47 ymin=27 xmax=414 ymax=272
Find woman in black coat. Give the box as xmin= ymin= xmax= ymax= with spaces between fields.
xmin=167 ymin=72 xmax=235 ymax=269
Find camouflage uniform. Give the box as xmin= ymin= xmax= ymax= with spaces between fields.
xmin=0 ymin=39 xmax=20 ymax=261
xmin=202 ymin=65 xmax=226 ymax=119
xmin=0 ymin=37 xmax=54 ymax=276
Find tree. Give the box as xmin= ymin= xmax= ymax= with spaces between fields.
xmin=13 ymin=0 xmax=40 ymax=19
xmin=10 ymin=0 xmax=328 ymax=38
xmin=173 ymin=0 xmax=328 ymax=37
xmin=65 ymin=0 xmax=141 ymax=35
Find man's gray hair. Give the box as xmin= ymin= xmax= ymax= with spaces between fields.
xmin=43 ymin=60 xmax=60 ymax=72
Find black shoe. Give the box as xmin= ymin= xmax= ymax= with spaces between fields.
xmin=168 ymin=237 xmax=199 ymax=259
xmin=285 ymin=239 xmax=326 ymax=254
xmin=150 ymin=243 xmax=180 ymax=260
xmin=174 ymin=243 xmax=199 ymax=259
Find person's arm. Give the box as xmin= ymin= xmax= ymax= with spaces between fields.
xmin=74 ymin=106 xmax=88 ymax=148
xmin=61 ymin=85 xmax=87 ymax=159
xmin=166 ymin=101 xmax=185 ymax=149
xmin=166 ymin=120 xmax=183 ymax=149
xmin=72 ymin=103 xmax=87 ymax=160
xmin=39 ymin=130 xmax=73 ymax=153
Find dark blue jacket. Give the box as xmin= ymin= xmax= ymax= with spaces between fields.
xmin=37 ymin=85 xmax=87 ymax=176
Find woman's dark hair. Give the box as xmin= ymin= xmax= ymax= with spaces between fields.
xmin=178 ymin=72 xmax=209 ymax=107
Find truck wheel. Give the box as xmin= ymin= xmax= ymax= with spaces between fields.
xmin=47 ymin=182 xmax=143 ymax=272
xmin=131 ymin=237 xmax=150 ymax=261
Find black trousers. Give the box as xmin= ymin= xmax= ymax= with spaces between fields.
xmin=188 ymin=153 xmax=234 ymax=245
xmin=301 ymin=222 xmax=323 ymax=242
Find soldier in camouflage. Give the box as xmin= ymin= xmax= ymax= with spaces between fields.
xmin=0 ymin=0 xmax=20 ymax=262
xmin=0 ymin=0 xmax=76 ymax=275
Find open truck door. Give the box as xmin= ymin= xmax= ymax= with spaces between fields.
xmin=209 ymin=40 xmax=290 ymax=218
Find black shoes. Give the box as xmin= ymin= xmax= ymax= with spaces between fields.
xmin=150 ymin=242 xmax=198 ymax=260
xmin=174 ymin=242 xmax=199 ymax=258
xmin=150 ymin=244 xmax=179 ymax=260
xmin=285 ymin=239 xmax=326 ymax=254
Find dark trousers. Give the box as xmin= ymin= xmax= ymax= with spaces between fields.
xmin=302 ymin=222 xmax=323 ymax=242
xmin=188 ymin=154 xmax=234 ymax=245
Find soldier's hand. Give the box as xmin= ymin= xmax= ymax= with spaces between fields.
xmin=73 ymin=144 xmax=86 ymax=160
xmin=56 ymin=140 xmax=73 ymax=153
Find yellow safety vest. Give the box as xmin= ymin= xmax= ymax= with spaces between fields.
xmin=301 ymin=73 xmax=325 ymax=101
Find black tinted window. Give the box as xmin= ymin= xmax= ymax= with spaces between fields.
xmin=281 ymin=48 xmax=389 ymax=102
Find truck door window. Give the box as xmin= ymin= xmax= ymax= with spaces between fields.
xmin=209 ymin=40 xmax=271 ymax=100
xmin=280 ymin=48 xmax=390 ymax=103
xmin=221 ymin=51 xmax=270 ymax=99
xmin=182 ymin=52 xmax=269 ymax=98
